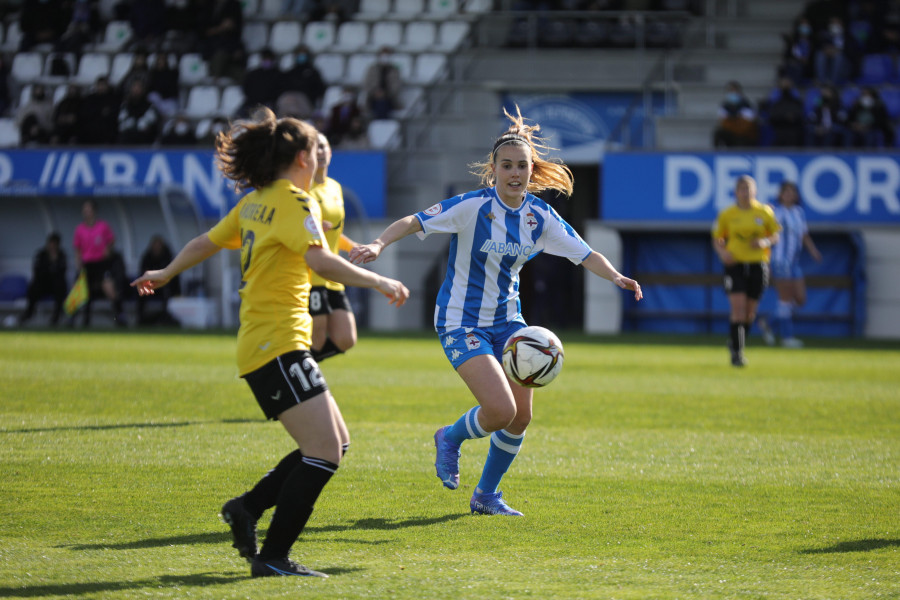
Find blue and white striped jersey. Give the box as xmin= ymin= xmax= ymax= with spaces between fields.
xmin=770 ymin=204 xmax=808 ymax=264
xmin=415 ymin=187 xmax=592 ymax=331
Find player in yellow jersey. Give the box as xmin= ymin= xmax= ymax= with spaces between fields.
xmin=712 ymin=175 xmax=781 ymax=367
xmin=309 ymin=133 xmax=359 ymax=362
xmin=130 ymin=108 xmax=409 ymax=578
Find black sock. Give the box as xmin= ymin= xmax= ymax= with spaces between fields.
xmin=242 ymin=450 xmax=304 ymax=518
xmin=311 ymin=338 xmax=343 ymax=362
xmin=729 ymin=322 xmax=741 ymax=353
xmin=258 ymin=457 xmax=338 ymax=560
xmin=342 ymin=442 xmax=349 ymax=456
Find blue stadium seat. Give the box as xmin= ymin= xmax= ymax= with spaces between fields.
xmin=0 ymin=274 xmax=28 ymax=302
xmin=857 ymin=54 xmax=895 ymax=85
xmin=879 ymin=87 xmax=900 ymax=119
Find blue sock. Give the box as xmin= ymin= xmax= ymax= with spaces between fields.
xmin=444 ymin=406 xmax=489 ymax=446
xmin=476 ymin=429 xmax=525 ymax=494
xmin=776 ymin=300 xmax=794 ymax=339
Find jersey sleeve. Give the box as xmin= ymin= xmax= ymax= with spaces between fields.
xmin=540 ymin=206 xmax=592 ymax=264
xmin=208 ymin=204 xmax=242 ymax=250
xmin=763 ymin=205 xmax=781 ymax=235
xmin=711 ymin=211 xmax=727 ymax=239
xmin=414 ymin=195 xmax=477 ymax=239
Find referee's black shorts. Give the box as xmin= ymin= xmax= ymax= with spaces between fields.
xmin=723 ymin=262 xmax=769 ymax=300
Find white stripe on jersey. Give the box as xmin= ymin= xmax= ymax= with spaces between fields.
xmin=771 ymin=204 xmax=808 ymax=264
xmin=415 ymin=187 xmax=591 ymax=331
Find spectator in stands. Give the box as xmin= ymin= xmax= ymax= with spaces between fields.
xmin=0 ymin=54 xmax=12 ymax=118
xmin=120 ymin=48 xmax=151 ymax=95
xmin=805 ymin=83 xmax=847 ymax=147
xmin=147 ymin=53 xmax=180 ymax=118
xmin=814 ymin=16 xmax=859 ymax=86
xmin=18 ymin=232 xmax=68 ymax=326
xmin=326 ymin=86 xmax=364 ymax=146
xmin=801 ymin=0 xmax=847 ymax=35
xmin=711 ymin=175 xmax=780 ymax=367
xmin=19 ymin=0 xmax=70 ymax=51
xmin=765 ymin=76 xmax=805 ymax=147
xmin=712 ymin=81 xmax=758 ymax=147
xmin=137 ymin=235 xmax=180 ymax=325
xmin=78 ymin=76 xmax=120 ymax=145
xmin=335 ymin=114 xmax=370 ymax=149
xmin=51 ymin=84 xmax=83 ymax=145
xmin=363 ymin=47 xmax=403 ymax=120
xmin=16 ymin=84 xmax=54 ymax=146
xmin=314 ymin=0 xmax=353 ymax=23
xmin=846 ymin=86 xmax=893 ymax=147
xmin=281 ymin=0 xmax=318 ymax=19
xmin=281 ymin=45 xmax=326 ymax=113
xmin=160 ymin=114 xmax=199 ymax=145
xmin=73 ymin=200 xmax=127 ymax=327
xmin=57 ymin=0 xmax=101 ymax=54
xmin=196 ymin=0 xmax=246 ymax=79
xmin=781 ymin=17 xmax=815 ymax=86
xmin=128 ymin=0 xmax=168 ymax=50
xmin=118 ymin=79 xmax=161 ymax=144
xmin=240 ymin=48 xmax=283 ymax=115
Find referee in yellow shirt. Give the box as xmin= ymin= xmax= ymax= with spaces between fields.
xmin=712 ymin=175 xmax=781 ymax=367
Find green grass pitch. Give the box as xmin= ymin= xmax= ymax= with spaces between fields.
xmin=0 ymin=330 xmax=898 ymax=599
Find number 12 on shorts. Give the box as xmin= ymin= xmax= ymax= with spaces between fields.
xmin=289 ymin=357 xmax=325 ymax=392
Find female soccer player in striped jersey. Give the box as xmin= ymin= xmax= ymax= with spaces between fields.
xmin=131 ymin=108 xmax=409 ymax=577
xmin=766 ymin=181 xmax=821 ymax=348
xmin=351 ymin=107 xmax=642 ymax=516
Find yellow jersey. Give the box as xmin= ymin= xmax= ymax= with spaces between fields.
xmin=308 ymin=176 xmax=346 ymax=292
xmin=712 ymin=200 xmax=781 ymax=264
xmin=208 ymin=179 xmax=326 ymax=375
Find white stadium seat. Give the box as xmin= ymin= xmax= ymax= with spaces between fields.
xmin=368 ymin=21 xmax=403 ymax=51
xmin=411 ymin=52 xmax=446 ymax=84
xmin=303 ymin=22 xmax=336 ymax=53
xmin=94 ymin=20 xmax=133 ymax=52
xmin=425 ymin=0 xmax=458 ymax=19
xmin=314 ymin=53 xmax=346 ymax=85
xmin=437 ymin=21 xmax=469 ymax=51
xmin=0 ymin=117 xmax=21 ymax=147
xmin=270 ymin=21 xmax=302 ymax=54
xmin=220 ymin=85 xmax=245 ymax=116
xmin=356 ymin=0 xmax=391 ymax=21
xmin=333 ymin=21 xmax=369 ymax=53
xmin=399 ymin=21 xmax=436 ymax=52
xmin=11 ymin=52 xmax=43 ymax=84
xmin=242 ymin=22 xmax=270 ymax=54
xmin=391 ymin=0 xmax=424 ymax=19
xmin=344 ymin=53 xmax=376 ymax=86
xmin=184 ymin=85 xmax=221 ymax=119
xmin=109 ymin=53 xmax=134 ymax=86
xmin=74 ymin=53 xmax=111 ymax=86
xmin=368 ymin=119 xmax=401 ymax=149
xmin=179 ymin=53 xmax=209 ymax=85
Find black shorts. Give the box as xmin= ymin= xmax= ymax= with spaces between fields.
xmin=309 ymin=286 xmax=353 ymax=316
xmin=723 ymin=262 xmax=769 ymax=300
xmin=242 ymin=350 xmax=329 ymax=420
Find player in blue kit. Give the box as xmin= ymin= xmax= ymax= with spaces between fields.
xmin=351 ymin=107 xmax=642 ymax=516
xmin=761 ymin=181 xmax=821 ymax=348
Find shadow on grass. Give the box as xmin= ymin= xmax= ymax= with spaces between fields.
xmin=0 ymin=572 xmax=247 ymax=598
xmin=63 ymin=513 xmax=468 ymax=551
xmin=800 ymin=538 xmax=900 ymax=554
xmin=1 ymin=419 xmax=260 ymax=435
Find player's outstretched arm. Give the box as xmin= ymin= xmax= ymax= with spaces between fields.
xmin=307 ymin=246 xmax=409 ymax=306
xmin=349 ymin=215 xmax=422 ymax=264
xmin=581 ymin=251 xmax=642 ymax=301
xmin=130 ymin=233 xmax=221 ymax=296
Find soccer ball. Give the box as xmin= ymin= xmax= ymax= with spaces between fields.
xmin=501 ymin=326 xmax=565 ymax=388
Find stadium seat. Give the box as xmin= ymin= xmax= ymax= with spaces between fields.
xmin=240 ymin=0 xmax=259 ymax=16
xmin=270 ymin=21 xmax=302 ymax=54
xmin=184 ymin=85 xmax=221 ymax=119
xmin=400 ymin=21 xmax=437 ymax=52
xmin=314 ymin=53 xmax=346 ymax=85
xmin=368 ymin=118 xmax=401 ymax=148
xmin=333 ymin=21 xmax=370 ymax=53
xmin=321 ymin=85 xmax=345 ymax=115
xmin=94 ymin=20 xmax=133 ymax=52
xmin=11 ymin=52 xmax=43 ymax=84
xmin=858 ymin=54 xmax=896 ymax=85
xmin=841 ymin=86 xmax=861 ymax=108
xmin=395 ymin=85 xmax=424 ymax=118
xmin=345 ymin=53 xmax=377 ymax=86
xmin=179 ymin=53 xmax=209 ymax=85
xmin=356 ymin=0 xmax=392 ymax=21
xmin=0 ymin=117 xmax=20 ymax=148
xmin=259 ymin=0 xmax=282 ymax=19
xmin=0 ymin=274 xmax=28 ymax=301
xmin=804 ymin=86 xmax=822 ymax=113
xmin=391 ymin=52 xmax=414 ymax=81
xmin=425 ymin=0 xmax=457 ymax=20
xmin=391 ymin=0 xmax=425 ymax=20
xmin=242 ymin=21 xmax=270 ymax=54
xmin=303 ymin=21 xmax=336 ymax=53
xmin=1 ymin=22 xmax=22 ymax=53
xmin=411 ymin=52 xmax=446 ymax=84
xmin=368 ymin=21 xmax=403 ymax=51
xmin=462 ymin=0 xmax=491 ymax=14
xmin=195 ymin=117 xmax=212 ymax=139
xmin=220 ymin=85 xmax=245 ymax=116
xmin=43 ymin=52 xmax=76 ymax=82
xmin=879 ymin=87 xmax=900 ymax=119
xmin=74 ymin=53 xmax=112 ymax=86
xmin=436 ymin=21 xmax=468 ymax=51
xmin=18 ymin=84 xmax=33 ymax=107
xmin=109 ymin=53 xmax=134 ymax=86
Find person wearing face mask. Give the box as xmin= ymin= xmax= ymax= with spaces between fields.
xmin=814 ymin=17 xmax=859 ymax=86
xmin=806 ymin=83 xmax=848 ymax=147
xmin=240 ymin=47 xmax=285 ymax=116
xmin=781 ymin=17 xmax=814 ymax=85
xmin=279 ymin=45 xmax=326 ymax=118
xmin=16 ymin=83 xmax=54 ymax=145
xmin=362 ymin=46 xmax=402 ymax=120
xmin=326 ymin=86 xmax=363 ymax=146
xmin=764 ymin=76 xmax=805 ymax=147
xmin=713 ymin=81 xmax=758 ymax=148
xmin=847 ymin=86 xmax=893 ymax=147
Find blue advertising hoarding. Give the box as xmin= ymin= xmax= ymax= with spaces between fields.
xmin=603 ymin=151 xmax=900 ymax=225
xmin=0 ymin=149 xmax=387 ymax=219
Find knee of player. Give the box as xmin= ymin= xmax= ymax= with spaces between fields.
xmin=481 ymin=404 xmax=517 ymax=432
xmin=333 ymin=331 xmax=357 ymax=351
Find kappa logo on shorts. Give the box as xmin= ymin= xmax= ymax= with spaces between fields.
xmin=443 ymin=335 xmax=457 ymax=347
xmin=465 ymin=334 xmax=481 ymax=350
xmin=423 ymin=203 xmax=442 ymax=216
xmin=450 ymin=349 xmax=462 ymax=361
